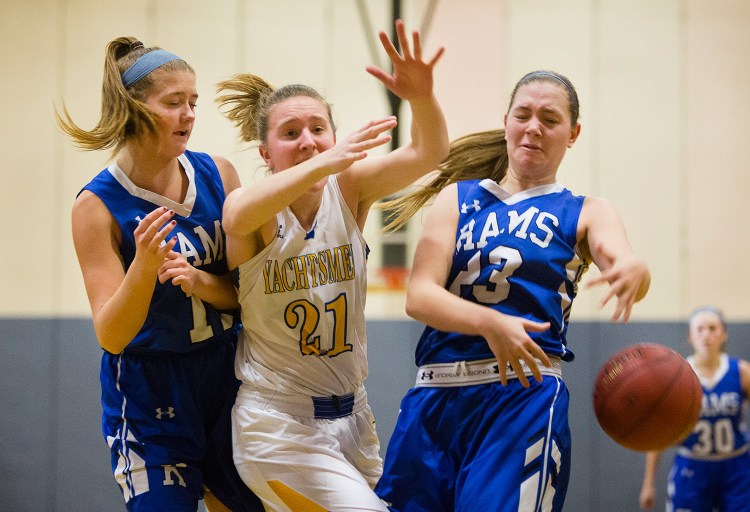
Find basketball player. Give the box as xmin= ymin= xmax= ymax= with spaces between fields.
xmin=58 ymin=38 xmax=262 ymax=511
xmin=215 ymin=20 xmax=448 ymax=511
xmin=373 ymin=70 xmax=651 ymax=511
xmin=639 ymin=306 xmax=750 ymax=511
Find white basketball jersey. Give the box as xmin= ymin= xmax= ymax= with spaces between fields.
xmin=234 ymin=176 xmax=369 ymax=396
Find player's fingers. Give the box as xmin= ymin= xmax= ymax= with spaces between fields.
xmin=157 ymin=268 xmax=172 ymax=284
xmin=158 ymin=235 xmax=178 ymax=257
xmin=426 ymin=46 xmax=445 ymax=68
xmin=522 ymin=320 xmax=550 ymax=333
xmin=346 ymin=136 xmax=393 ymax=158
xmin=586 ymin=267 xmax=617 ymax=289
xmin=394 ymin=20 xmax=412 ymax=60
xmin=411 ymin=29 xmax=423 ymax=60
xmin=365 ymin=66 xmax=394 ymax=87
xmin=510 ymin=358 xmax=531 ymax=388
xmin=377 ymin=30 xmax=400 ymax=61
xmin=521 ymin=353 xmax=543 ymax=383
xmin=137 ymin=208 xmax=174 ymax=236
xmin=352 ymin=117 xmax=397 ymax=141
xmin=155 ymin=220 xmax=177 ymax=247
xmin=614 ymin=297 xmax=635 ymax=323
xmin=598 ymin=285 xmax=617 ymax=309
xmin=497 ymin=359 xmax=508 ymax=386
xmin=529 ymin=343 xmax=552 ymax=368
xmin=139 ymin=213 xmax=175 ymax=248
xmin=136 ymin=206 xmax=169 ymax=228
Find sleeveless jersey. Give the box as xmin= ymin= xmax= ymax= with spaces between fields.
xmin=679 ymin=354 xmax=749 ymax=459
xmin=234 ymin=176 xmax=369 ymax=396
xmin=415 ymin=179 xmax=588 ymax=367
xmin=81 ymin=150 xmax=236 ymax=354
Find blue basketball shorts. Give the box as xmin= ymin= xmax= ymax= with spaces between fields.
xmin=668 ymin=451 xmax=750 ymax=512
xmin=100 ymin=341 xmax=263 ymax=511
xmin=375 ymin=374 xmax=571 ymax=512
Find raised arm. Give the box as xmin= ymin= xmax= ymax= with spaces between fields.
xmin=341 ymin=19 xmax=449 ymax=213
xmin=579 ymin=196 xmax=651 ymax=322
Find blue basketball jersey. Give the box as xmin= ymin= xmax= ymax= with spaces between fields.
xmin=680 ymin=355 xmax=749 ymax=458
xmin=667 ymin=355 xmax=750 ymax=512
xmin=81 ymin=150 xmax=237 ymax=353
xmin=415 ymin=179 xmax=588 ymax=366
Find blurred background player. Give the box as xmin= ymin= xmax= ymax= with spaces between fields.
xmin=639 ymin=306 xmax=750 ymax=511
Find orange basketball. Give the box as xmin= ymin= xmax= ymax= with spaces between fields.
xmin=592 ymin=343 xmax=702 ymax=451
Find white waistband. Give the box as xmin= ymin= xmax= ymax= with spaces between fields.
xmin=677 ymin=444 xmax=750 ymax=461
xmin=415 ymin=357 xmax=562 ymax=388
xmin=236 ymin=383 xmax=368 ymax=419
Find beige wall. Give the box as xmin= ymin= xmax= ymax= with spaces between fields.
xmin=2 ymin=0 xmax=749 ymax=321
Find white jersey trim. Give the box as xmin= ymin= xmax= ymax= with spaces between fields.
xmin=108 ymin=153 xmax=197 ymax=217
xmin=479 ymin=179 xmax=565 ymax=205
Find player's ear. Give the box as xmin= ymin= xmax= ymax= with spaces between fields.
xmin=259 ymin=145 xmax=272 ymax=168
xmin=567 ymin=123 xmax=581 ymax=147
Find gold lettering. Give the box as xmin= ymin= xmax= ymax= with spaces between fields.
xmin=281 ymin=259 xmax=295 ymax=291
xmin=329 ymin=247 xmax=344 ymax=283
xmin=305 ymin=253 xmax=319 ymax=288
xmin=262 ymin=244 xmax=357 ymax=294
xmin=292 ymin=256 xmax=310 ymax=290
xmin=263 ymin=260 xmax=273 ymax=294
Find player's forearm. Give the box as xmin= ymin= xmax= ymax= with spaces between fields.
xmin=189 ymin=271 xmax=239 ymax=311
xmin=642 ymin=450 xmax=662 ymax=486
xmin=92 ymin=262 xmax=157 ymax=353
xmin=407 ymin=93 xmax=449 ymax=170
xmin=223 ymin=161 xmax=329 ymax=237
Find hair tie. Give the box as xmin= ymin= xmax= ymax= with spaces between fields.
xmin=121 ymin=49 xmax=181 ymax=88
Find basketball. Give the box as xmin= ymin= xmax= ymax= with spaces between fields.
xmin=592 ymin=343 xmax=702 ymax=451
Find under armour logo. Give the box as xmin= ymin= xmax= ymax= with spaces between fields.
xmin=492 ymin=364 xmax=499 ymax=374
xmin=460 ymin=200 xmax=481 ymax=213
xmin=155 ymin=407 xmax=175 ymax=419
xmin=420 ymin=370 xmax=434 ymax=381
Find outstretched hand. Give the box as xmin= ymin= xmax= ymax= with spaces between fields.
xmin=365 ymin=19 xmax=444 ymax=102
xmin=585 ymin=253 xmax=650 ymax=323
xmin=316 ymin=116 xmax=397 ymax=175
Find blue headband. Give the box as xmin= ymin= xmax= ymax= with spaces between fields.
xmin=121 ymin=49 xmax=182 ymax=88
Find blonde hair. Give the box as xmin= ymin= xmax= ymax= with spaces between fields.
xmin=215 ymin=74 xmax=336 ymax=144
xmin=55 ymin=37 xmax=194 ymax=154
